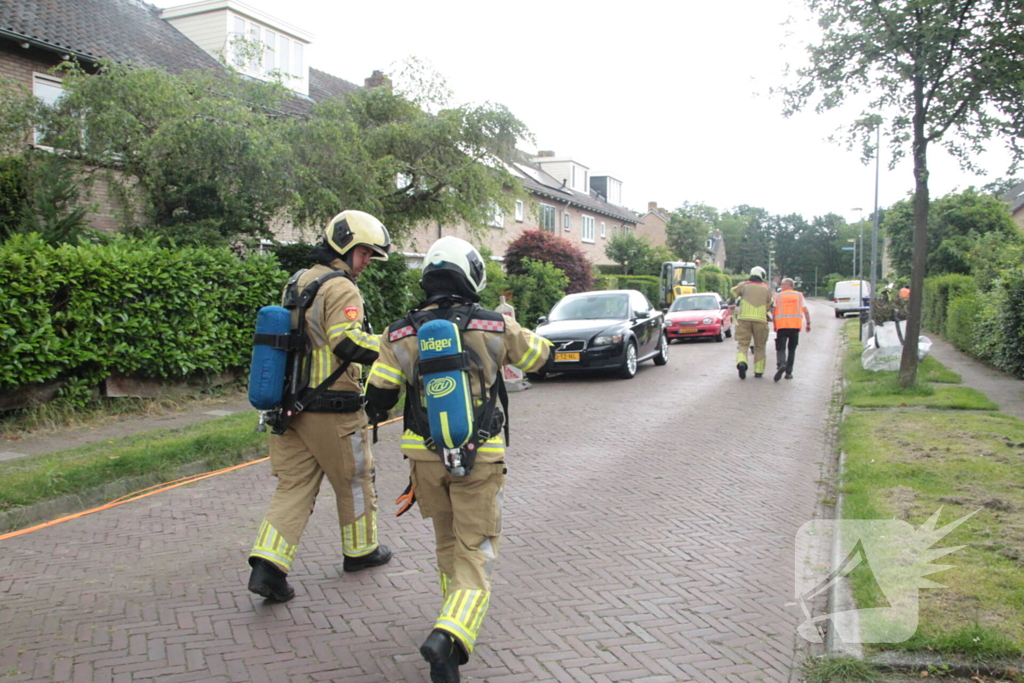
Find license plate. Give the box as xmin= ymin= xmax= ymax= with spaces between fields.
xmin=838 ymin=298 xmax=850 ymax=302
xmin=555 ymin=352 xmax=580 ymax=362
xmin=677 ymin=327 xmax=698 ymax=333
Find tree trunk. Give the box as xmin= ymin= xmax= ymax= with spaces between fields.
xmin=898 ymin=82 xmax=930 ymax=388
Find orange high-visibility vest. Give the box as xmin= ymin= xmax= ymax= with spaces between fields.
xmin=773 ymin=290 xmax=804 ymax=331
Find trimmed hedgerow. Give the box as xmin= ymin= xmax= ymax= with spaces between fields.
xmin=0 ymin=234 xmax=286 ymax=398
xmin=923 ymin=273 xmax=977 ymax=337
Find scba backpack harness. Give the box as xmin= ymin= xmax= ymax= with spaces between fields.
xmin=248 ymin=268 xmax=367 ymax=435
xmin=389 ymin=302 xmax=509 ymax=476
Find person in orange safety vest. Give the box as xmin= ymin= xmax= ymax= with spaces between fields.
xmin=772 ymin=277 xmax=811 ymax=382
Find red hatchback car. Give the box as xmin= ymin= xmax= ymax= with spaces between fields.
xmin=664 ymin=292 xmax=732 ymax=342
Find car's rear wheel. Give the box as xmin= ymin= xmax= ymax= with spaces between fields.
xmin=618 ymin=341 xmax=638 ymax=379
xmin=653 ymin=333 xmax=669 ymax=365
xmin=835 ymin=310 xmax=842 ymax=318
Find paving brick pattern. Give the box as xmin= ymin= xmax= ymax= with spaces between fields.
xmin=0 ymin=301 xmax=841 ymax=682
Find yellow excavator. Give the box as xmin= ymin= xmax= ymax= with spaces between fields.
xmin=658 ymin=261 xmax=698 ymax=309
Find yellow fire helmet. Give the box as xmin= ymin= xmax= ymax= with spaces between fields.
xmin=324 ymin=210 xmax=391 ymax=261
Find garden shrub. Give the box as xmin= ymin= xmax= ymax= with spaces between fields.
xmin=697 ymin=265 xmax=731 ymax=297
xmin=990 ymin=267 xmax=1024 ymax=378
xmin=0 ymin=234 xmax=286 ymax=402
xmin=506 ymin=258 xmax=568 ymax=328
xmin=505 ymin=230 xmax=593 ymax=294
xmin=945 ymin=291 xmax=985 ymax=355
xmin=922 ymin=274 xmax=977 ymax=336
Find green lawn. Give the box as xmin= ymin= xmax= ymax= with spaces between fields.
xmin=0 ymin=410 xmax=266 ymax=512
xmin=839 ymin=318 xmax=1024 ymax=657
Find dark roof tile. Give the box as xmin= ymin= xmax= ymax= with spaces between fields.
xmin=1 ymin=0 xmax=223 ymax=73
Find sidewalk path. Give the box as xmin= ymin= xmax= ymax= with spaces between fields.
xmin=0 ymin=301 xmax=843 ymax=682
xmin=924 ymin=335 xmax=1024 ymax=421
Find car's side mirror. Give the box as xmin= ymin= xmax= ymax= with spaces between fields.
xmin=537 ymin=316 xmax=548 ymax=325
xmin=720 ymin=302 xmax=728 ymax=309
xmin=635 ymin=310 xmax=650 ymax=319
xmin=661 ymin=307 xmax=669 ymax=314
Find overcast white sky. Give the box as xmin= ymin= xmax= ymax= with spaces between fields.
xmin=156 ymin=0 xmax=1019 ymax=223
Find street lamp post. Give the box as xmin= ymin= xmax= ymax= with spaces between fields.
xmin=869 ymin=122 xmax=882 ymax=333
xmin=768 ymin=250 xmax=775 ymax=287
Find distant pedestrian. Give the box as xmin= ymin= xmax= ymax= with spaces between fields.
xmin=899 ymin=286 xmax=910 ymax=302
xmin=772 ymin=278 xmax=811 ymax=382
xmin=731 ymin=266 xmax=774 ymax=379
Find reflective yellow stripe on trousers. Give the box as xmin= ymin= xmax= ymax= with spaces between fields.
xmin=342 ymin=510 xmax=378 ymax=557
xmin=251 ymin=520 xmax=298 ymax=572
xmin=436 ymin=588 xmax=490 ymax=654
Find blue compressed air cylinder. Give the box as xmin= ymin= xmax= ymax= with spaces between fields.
xmin=418 ymin=318 xmax=473 ymax=449
xmin=248 ymin=305 xmax=291 ymax=410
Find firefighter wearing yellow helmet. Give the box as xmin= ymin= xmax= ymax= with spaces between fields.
xmin=731 ymin=265 xmax=774 ymax=379
xmin=247 ymin=210 xmax=394 ymax=602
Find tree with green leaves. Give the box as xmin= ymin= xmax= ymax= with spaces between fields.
xmin=884 ymin=186 xmax=1020 ymax=278
xmin=666 ymin=201 xmax=717 ymax=261
xmin=604 ymin=233 xmax=653 ymax=276
xmin=16 ymin=59 xmax=529 ymax=247
xmin=781 ymin=0 xmax=1024 ymax=387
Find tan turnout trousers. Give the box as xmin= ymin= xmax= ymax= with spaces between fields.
xmin=251 ymin=412 xmax=379 ymax=572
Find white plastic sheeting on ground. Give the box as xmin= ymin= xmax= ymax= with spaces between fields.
xmin=861 ymin=320 xmax=932 ymax=371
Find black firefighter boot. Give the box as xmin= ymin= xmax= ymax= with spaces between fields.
xmin=247 ymin=557 xmax=295 ymax=602
xmin=420 ymin=629 xmax=464 ymax=683
xmin=342 ymin=544 xmax=393 ymax=572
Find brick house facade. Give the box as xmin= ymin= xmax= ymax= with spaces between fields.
xmin=400 ymin=152 xmax=641 ymax=266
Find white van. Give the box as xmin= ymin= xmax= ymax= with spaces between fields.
xmin=832 ymin=280 xmax=870 ymax=317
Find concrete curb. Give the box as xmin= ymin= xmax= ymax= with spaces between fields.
xmin=0 ymin=448 xmax=266 ymax=533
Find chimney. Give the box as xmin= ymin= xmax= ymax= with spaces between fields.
xmin=536 ymin=150 xmax=555 ymax=158
xmin=648 ymin=201 xmax=659 ymax=212
xmin=364 ymin=70 xmax=391 ymax=89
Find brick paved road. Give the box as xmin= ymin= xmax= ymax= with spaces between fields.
xmin=0 ymin=301 xmax=841 ymax=683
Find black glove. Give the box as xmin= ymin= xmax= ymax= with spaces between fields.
xmin=365 ymin=404 xmax=390 ymax=425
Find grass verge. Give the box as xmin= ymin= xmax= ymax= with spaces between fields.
xmin=839 ymin=319 xmax=1024 ymax=658
xmin=0 ymin=410 xmax=266 ymax=511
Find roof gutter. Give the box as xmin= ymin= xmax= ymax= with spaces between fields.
xmin=0 ymin=28 xmax=100 ymax=66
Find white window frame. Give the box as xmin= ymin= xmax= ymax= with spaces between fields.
xmin=292 ymin=40 xmax=304 ymax=79
xmin=600 ymin=221 xmax=606 ymax=239
xmin=540 ymin=204 xmax=556 ymax=233
xmin=264 ymin=29 xmax=276 ymax=72
xmin=514 ymin=199 xmax=524 ymax=222
xmin=488 ymin=202 xmax=504 ymax=228
xmin=563 ymin=211 xmax=571 ymax=232
xmin=32 ymin=74 xmax=64 ymax=147
xmin=581 ymin=215 xmax=595 ymax=243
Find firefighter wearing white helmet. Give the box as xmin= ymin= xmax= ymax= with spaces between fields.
xmin=730 ymin=265 xmax=774 ymax=379
xmin=366 ymin=236 xmax=551 ymax=683
xmin=247 ymin=210 xmax=393 ymax=604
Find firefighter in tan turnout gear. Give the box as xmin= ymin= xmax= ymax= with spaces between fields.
xmin=365 ymin=237 xmax=551 ymax=683
xmin=731 ymin=265 xmax=775 ymax=379
xmin=247 ymin=210 xmax=394 ymax=603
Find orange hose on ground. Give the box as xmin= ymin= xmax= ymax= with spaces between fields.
xmin=0 ymin=416 xmax=403 ymax=541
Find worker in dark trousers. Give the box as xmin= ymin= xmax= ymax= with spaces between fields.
xmin=772 ymin=277 xmax=811 ymax=381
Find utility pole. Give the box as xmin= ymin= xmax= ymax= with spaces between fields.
xmin=869 ymin=122 xmax=882 ymax=331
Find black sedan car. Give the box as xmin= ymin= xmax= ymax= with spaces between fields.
xmin=534 ymin=289 xmax=668 ymax=379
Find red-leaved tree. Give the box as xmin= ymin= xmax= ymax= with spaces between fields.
xmin=504 ymin=230 xmax=593 ymax=294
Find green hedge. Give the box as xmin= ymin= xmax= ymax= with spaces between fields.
xmin=697 ymin=266 xmax=731 ymax=297
xmin=0 ymin=234 xmax=286 ymax=399
xmin=923 ymin=274 xmax=977 ymax=337
xmin=946 ymin=291 xmax=985 ymax=356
